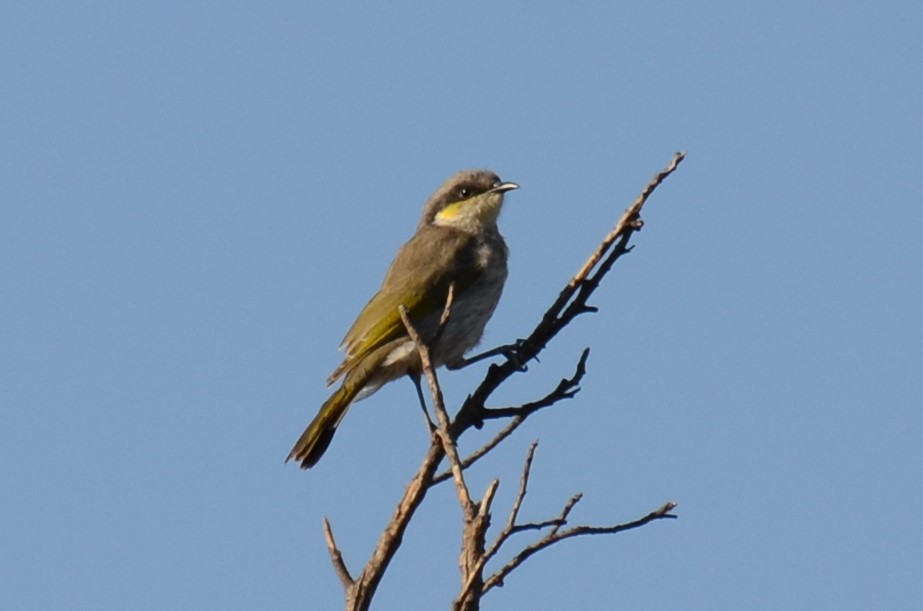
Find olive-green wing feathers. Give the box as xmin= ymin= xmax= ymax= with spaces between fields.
xmin=326 ymin=227 xmax=482 ymax=385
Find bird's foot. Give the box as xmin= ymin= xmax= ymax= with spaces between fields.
xmin=448 ymin=338 xmax=535 ymax=372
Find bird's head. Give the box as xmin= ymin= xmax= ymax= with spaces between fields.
xmin=419 ymin=170 xmax=519 ymax=233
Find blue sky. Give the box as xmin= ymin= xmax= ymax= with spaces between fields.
xmin=3 ymin=2 xmax=922 ymax=609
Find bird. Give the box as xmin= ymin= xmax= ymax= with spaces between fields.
xmin=286 ymin=169 xmax=519 ymax=469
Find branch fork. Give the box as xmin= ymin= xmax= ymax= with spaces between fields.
xmin=318 ymin=152 xmax=686 ymax=611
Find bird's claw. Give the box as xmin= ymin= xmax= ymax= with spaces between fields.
xmin=503 ymin=338 xmax=537 ymax=372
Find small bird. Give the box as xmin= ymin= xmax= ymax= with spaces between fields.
xmin=286 ymin=170 xmax=519 ymax=469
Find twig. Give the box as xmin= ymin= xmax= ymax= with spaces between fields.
xmin=484 ymin=442 xmax=538 ymax=561
xmin=455 ymin=441 xmax=537 ymax=605
xmin=323 ymin=517 xmax=354 ymax=589
xmin=571 ymin=154 xmax=683 ymax=285
xmin=433 ymin=348 xmax=589 ymax=485
xmin=479 ymin=348 xmax=589 ymax=421
xmin=431 ymin=282 xmax=456 ymax=348
xmin=478 ymin=480 xmax=500 ymax=518
xmin=507 ymin=443 xmax=538 ymax=528
xmin=509 ymin=519 xmax=565 ymax=533
xmin=482 ymin=501 xmax=678 ymax=592
xmin=411 ymin=282 xmax=457 ymax=434
xmin=432 ymin=416 xmax=523 ymax=485
xmin=550 ymin=493 xmax=583 ymax=537
xmin=399 ymin=298 xmax=475 ymax=518
xmin=340 ymin=285 xmax=478 ymax=610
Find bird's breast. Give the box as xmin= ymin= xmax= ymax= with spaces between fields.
xmin=432 ymin=239 xmax=508 ymax=367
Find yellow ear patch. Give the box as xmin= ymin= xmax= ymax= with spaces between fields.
xmin=435 ymin=201 xmax=465 ymax=222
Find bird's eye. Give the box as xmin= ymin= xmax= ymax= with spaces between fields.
xmin=457 ymin=187 xmax=471 ymax=199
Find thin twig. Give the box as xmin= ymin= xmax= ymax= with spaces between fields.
xmin=508 ymin=519 xmax=565 ymax=534
xmin=508 ymin=441 xmax=538 ymax=529
xmin=323 ymin=517 xmax=354 ymax=589
xmin=550 ymin=493 xmax=583 ymax=537
xmin=478 ymin=479 xmax=500 ymax=518
xmin=455 ymin=441 xmax=538 ymax=606
xmin=432 ymin=415 xmax=523 ymax=485
xmin=431 ymin=282 xmax=456 ymax=348
xmin=571 ymin=154 xmax=683 ymax=284
xmin=482 ymin=501 xmax=678 ymax=593
xmin=411 ymin=283 xmax=457 ymax=433
xmin=480 ymin=348 xmax=589 ymax=421
xmin=399 ymin=298 xmax=475 ymax=518
xmin=481 ymin=442 xmax=539 ymax=564
xmin=433 ymin=349 xmax=589 ymax=485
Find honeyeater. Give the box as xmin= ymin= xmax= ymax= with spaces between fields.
xmin=286 ymin=170 xmax=518 ymax=469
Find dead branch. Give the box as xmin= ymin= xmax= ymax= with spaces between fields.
xmin=453 ymin=151 xmax=685 ymax=434
xmin=432 ymin=415 xmax=521 ymax=485
xmin=319 ymin=153 xmax=686 ymax=611
xmin=399 ymin=299 xmax=475 ymax=517
xmin=433 ymin=348 xmax=589 ymax=485
xmin=479 ymin=348 xmax=589 ymax=421
xmin=482 ymin=500 xmax=678 ymax=593
xmin=341 ymin=437 xmax=444 ymax=611
xmin=401 ymin=294 xmax=505 ymax=611
xmin=323 ymin=517 xmax=353 ymax=589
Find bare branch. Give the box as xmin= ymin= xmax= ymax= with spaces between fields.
xmin=325 ymin=154 xmax=686 ymax=611
xmin=482 ymin=501 xmax=678 ymax=593
xmin=455 ymin=441 xmax=538 ymax=607
xmin=453 ymin=479 xmax=501 ymax=607
xmin=322 ymin=517 xmax=354 ymax=589
xmin=572 ymin=152 xmax=684 ymax=285
xmin=550 ymin=493 xmax=583 ymax=537
xmin=433 ymin=348 xmax=589 ymax=485
xmin=480 ymin=348 xmax=589 ymax=421
xmin=508 ymin=442 xmax=538 ymax=529
xmin=399 ymin=298 xmax=475 ymax=518
xmin=455 ymin=152 xmax=686 ymax=433
xmin=437 ymin=283 xmax=456 ymax=337
xmin=432 ymin=415 xmax=523 ymax=485
xmin=480 ymin=442 xmax=539 ymax=566
xmin=344 ymin=288 xmax=468 ymax=610
xmin=347 ymin=438 xmax=445 ymax=611
xmin=508 ymin=519 xmax=565 ymax=534
xmin=478 ymin=479 xmax=500 ymax=518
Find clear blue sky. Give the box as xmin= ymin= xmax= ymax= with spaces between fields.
xmin=3 ymin=2 xmax=921 ymax=610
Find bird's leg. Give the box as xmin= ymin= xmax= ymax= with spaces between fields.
xmin=409 ymin=372 xmax=435 ymax=433
xmin=446 ymin=338 xmax=534 ymax=372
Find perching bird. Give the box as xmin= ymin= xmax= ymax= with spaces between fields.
xmin=286 ymin=170 xmax=519 ymax=469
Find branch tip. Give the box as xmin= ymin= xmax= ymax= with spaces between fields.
xmin=322 ymin=517 xmax=354 ymax=589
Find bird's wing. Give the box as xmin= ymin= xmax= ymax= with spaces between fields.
xmin=327 ymin=227 xmax=481 ymax=385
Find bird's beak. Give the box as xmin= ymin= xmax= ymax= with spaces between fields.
xmin=491 ymin=181 xmax=519 ymax=194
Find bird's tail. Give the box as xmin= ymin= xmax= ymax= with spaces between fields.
xmin=286 ymin=383 xmax=360 ymax=469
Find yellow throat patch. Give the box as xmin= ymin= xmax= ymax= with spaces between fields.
xmin=434 ymin=198 xmax=500 ymax=228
